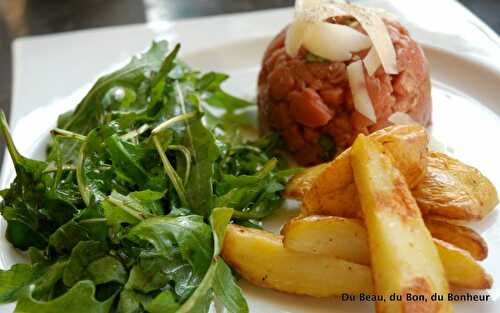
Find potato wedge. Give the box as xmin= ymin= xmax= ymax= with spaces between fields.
xmin=425 ymin=217 xmax=488 ymax=260
xmin=295 ymin=150 xmax=499 ymax=221
xmin=433 ymin=239 xmax=493 ymax=290
xmin=283 ymin=163 xmax=328 ymax=199
xmin=221 ymin=224 xmax=374 ymax=297
xmin=351 ymin=135 xmax=451 ymax=313
xmin=288 ymin=130 xmax=498 ymax=222
xmin=414 ymin=152 xmax=498 ymax=220
xmin=282 ymin=215 xmax=492 ymax=289
xmin=282 ymin=216 xmax=370 ymax=265
xmin=301 ymin=124 xmax=428 ymax=217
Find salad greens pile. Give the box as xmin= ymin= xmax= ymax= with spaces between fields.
xmin=0 ymin=41 xmax=295 ymax=313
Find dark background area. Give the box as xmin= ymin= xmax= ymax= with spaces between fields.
xmin=0 ymin=0 xmax=499 ymax=161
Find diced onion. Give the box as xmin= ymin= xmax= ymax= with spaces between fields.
xmin=337 ymin=3 xmax=398 ymax=74
xmin=303 ymin=22 xmax=372 ymax=62
xmin=388 ymin=112 xmax=418 ymax=125
xmin=347 ymin=60 xmax=377 ymax=123
xmin=363 ymin=47 xmax=381 ymax=76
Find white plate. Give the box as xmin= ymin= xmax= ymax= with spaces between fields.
xmin=1 ymin=1 xmax=500 ymax=312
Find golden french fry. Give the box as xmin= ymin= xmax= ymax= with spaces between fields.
xmin=425 ymin=217 xmax=488 ymax=260
xmin=282 ymin=215 xmax=492 ymax=290
xmin=351 ymin=135 xmax=452 ymax=313
xmin=414 ymin=152 xmax=498 ymax=220
xmin=221 ymin=224 xmax=374 ymax=297
xmin=301 ymin=124 xmax=428 ymax=218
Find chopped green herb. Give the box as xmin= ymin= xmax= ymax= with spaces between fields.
xmin=319 ymin=134 xmax=337 ymax=160
xmin=305 ymin=52 xmax=329 ymax=63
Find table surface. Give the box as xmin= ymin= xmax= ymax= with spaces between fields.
xmin=0 ymin=0 xmax=499 ymax=160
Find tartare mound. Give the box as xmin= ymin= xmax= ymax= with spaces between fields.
xmin=257 ymin=17 xmax=431 ymax=165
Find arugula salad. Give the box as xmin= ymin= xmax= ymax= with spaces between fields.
xmin=0 ymin=41 xmax=296 ymax=313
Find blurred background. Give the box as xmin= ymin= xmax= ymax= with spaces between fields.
xmin=0 ymin=0 xmax=499 ymax=161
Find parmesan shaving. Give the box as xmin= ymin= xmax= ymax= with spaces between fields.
xmin=285 ymin=20 xmax=310 ymax=57
xmin=388 ymin=112 xmax=418 ymax=125
xmin=347 ymin=60 xmax=377 ymax=123
xmin=371 ymin=7 xmax=399 ymax=23
xmin=285 ymin=0 xmax=399 ymax=74
xmin=363 ymin=47 xmax=381 ymax=76
xmin=285 ymin=0 xmax=322 ymax=57
xmin=303 ymin=22 xmax=371 ymax=62
xmin=285 ymin=0 xmax=345 ymax=57
xmin=337 ymin=3 xmax=399 ymax=74
xmin=295 ymin=0 xmax=341 ymax=23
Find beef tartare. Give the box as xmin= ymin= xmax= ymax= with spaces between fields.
xmin=258 ymin=1 xmax=431 ymax=165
